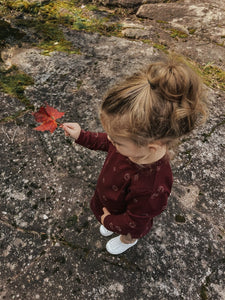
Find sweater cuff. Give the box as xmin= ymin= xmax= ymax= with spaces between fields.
xmin=103 ymin=214 xmax=114 ymax=231
xmin=74 ymin=129 xmax=85 ymax=144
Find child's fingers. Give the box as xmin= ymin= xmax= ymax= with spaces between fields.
xmin=59 ymin=124 xmax=71 ymax=136
xmin=60 ymin=123 xmax=81 ymax=139
xmin=62 ymin=125 xmax=74 ymax=136
xmin=62 ymin=122 xmax=77 ymax=129
xmin=102 ymin=207 xmax=110 ymax=215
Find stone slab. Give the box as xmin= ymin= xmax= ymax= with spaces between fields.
xmin=0 ymin=8 xmax=225 ymax=300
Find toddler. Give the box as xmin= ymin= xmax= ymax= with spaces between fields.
xmin=62 ymin=58 xmax=206 ymax=255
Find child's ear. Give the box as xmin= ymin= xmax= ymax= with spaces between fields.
xmin=147 ymin=143 xmax=157 ymax=152
xmin=147 ymin=142 xmax=165 ymax=152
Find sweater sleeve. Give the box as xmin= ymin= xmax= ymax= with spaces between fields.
xmin=103 ymin=185 xmax=170 ymax=239
xmin=75 ymin=130 xmax=110 ymax=152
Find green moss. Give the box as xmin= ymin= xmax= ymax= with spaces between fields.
xmin=0 ymin=110 xmax=31 ymax=124
xmin=40 ymin=233 xmax=48 ymax=240
xmin=14 ymin=18 xmax=80 ymax=55
xmin=200 ymin=278 xmax=211 ymax=300
xmin=188 ymin=27 xmax=196 ymax=35
xmin=175 ymin=215 xmax=186 ymax=223
xmin=5 ymin=0 xmax=38 ymax=11
xmin=55 ymin=255 xmax=66 ymax=264
xmin=85 ymin=4 xmax=99 ymax=12
xmin=2 ymin=0 xmax=122 ymax=54
xmin=140 ymin=40 xmax=168 ymax=53
xmin=153 ymin=43 xmax=168 ymax=52
xmin=207 ymin=246 xmax=212 ymax=254
xmin=72 ymin=12 xmax=122 ymax=37
xmin=183 ymin=58 xmax=225 ymax=91
xmin=170 ymin=28 xmax=188 ymax=39
xmin=199 ymin=63 xmax=225 ymax=90
xmin=66 ymin=215 xmax=78 ymax=228
xmin=141 ymin=39 xmax=151 ymax=45
xmin=0 ymin=65 xmax=34 ymax=108
xmin=200 ymin=284 xmax=208 ymax=300
xmin=156 ymin=20 xmax=169 ymax=24
xmin=202 ymin=119 xmax=225 ymax=142
xmin=0 ymin=19 xmax=25 ymax=48
xmin=39 ymin=40 xmax=81 ymax=56
xmin=3 ymin=1 xmax=82 ymax=54
xmin=76 ymin=80 xmax=83 ymax=90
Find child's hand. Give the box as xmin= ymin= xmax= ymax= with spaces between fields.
xmin=61 ymin=123 xmax=81 ymax=140
xmin=101 ymin=207 xmax=111 ymax=225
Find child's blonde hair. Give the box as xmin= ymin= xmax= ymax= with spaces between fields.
xmin=100 ymin=58 xmax=207 ymax=146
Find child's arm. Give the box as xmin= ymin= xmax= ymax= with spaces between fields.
xmin=102 ymin=187 xmax=170 ymax=238
xmin=62 ymin=122 xmax=110 ymax=152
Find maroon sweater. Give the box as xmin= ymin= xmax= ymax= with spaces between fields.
xmin=76 ymin=130 xmax=173 ymax=239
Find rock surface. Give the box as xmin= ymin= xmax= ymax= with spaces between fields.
xmin=0 ymin=0 xmax=225 ymax=299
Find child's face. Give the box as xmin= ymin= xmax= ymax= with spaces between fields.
xmin=101 ymin=112 xmax=157 ymax=164
xmin=107 ymin=134 xmax=151 ymax=164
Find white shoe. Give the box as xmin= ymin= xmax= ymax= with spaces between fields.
xmin=106 ymin=236 xmax=137 ymax=255
xmin=100 ymin=225 xmax=114 ymax=237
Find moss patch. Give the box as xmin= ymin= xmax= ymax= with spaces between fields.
xmin=38 ymin=38 xmax=81 ymax=56
xmin=188 ymin=27 xmax=196 ymax=35
xmin=0 ymin=65 xmax=34 ymax=108
xmin=199 ymin=63 xmax=225 ymax=90
xmin=202 ymin=119 xmax=225 ymax=142
xmin=71 ymin=7 xmax=122 ymax=36
xmin=0 ymin=19 xmax=25 ymax=48
xmin=0 ymin=64 xmax=35 ymax=123
xmin=175 ymin=215 xmax=186 ymax=223
xmin=141 ymin=40 xmax=168 ymax=53
xmin=4 ymin=0 xmax=45 ymax=12
xmin=66 ymin=215 xmax=78 ymax=228
xmin=200 ymin=284 xmax=208 ymax=300
xmin=153 ymin=43 xmax=168 ymax=52
xmin=182 ymin=57 xmax=225 ymax=91
xmin=156 ymin=20 xmax=169 ymax=24
xmin=2 ymin=0 xmax=123 ymax=55
xmin=170 ymin=28 xmax=188 ymax=39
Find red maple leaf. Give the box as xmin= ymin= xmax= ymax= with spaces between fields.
xmin=32 ymin=103 xmax=65 ymax=133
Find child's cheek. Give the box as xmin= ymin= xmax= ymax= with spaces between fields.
xmin=115 ymin=146 xmax=123 ymax=154
xmin=117 ymin=147 xmax=129 ymax=157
